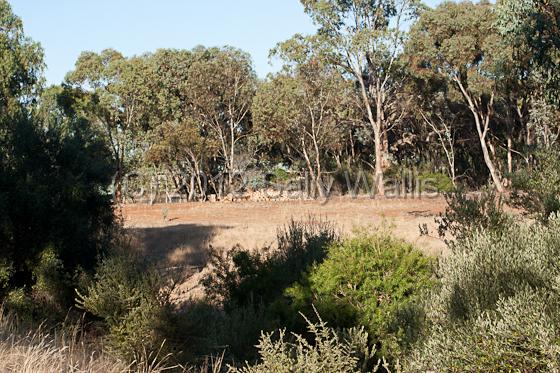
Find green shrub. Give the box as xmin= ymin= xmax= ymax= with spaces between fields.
xmin=179 ymin=300 xmax=275 ymax=362
xmin=76 ymin=251 xmax=178 ymax=363
xmin=408 ymin=290 xmax=560 ymax=372
xmin=417 ymin=171 xmax=454 ymax=193
xmin=286 ymin=231 xmax=435 ymax=361
xmin=408 ymin=216 xmax=560 ymax=371
xmin=436 ymin=188 xmax=512 ymax=242
xmin=230 ymin=311 xmax=381 ymax=373
xmin=0 ymin=259 xmax=12 ymax=295
xmin=1 ymin=246 xmax=86 ymax=321
xmin=0 ymin=94 xmax=115 ymax=311
xmin=202 ymin=218 xmax=337 ymax=309
xmin=200 ymin=218 xmax=337 ymax=361
xmin=511 ymin=148 xmax=560 ymax=222
xmin=269 ymin=166 xmax=291 ymax=184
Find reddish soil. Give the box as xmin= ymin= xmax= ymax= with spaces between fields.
xmin=121 ymin=196 xmax=448 ymax=301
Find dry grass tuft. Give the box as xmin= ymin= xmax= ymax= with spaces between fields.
xmin=0 ymin=308 xmax=198 ymax=373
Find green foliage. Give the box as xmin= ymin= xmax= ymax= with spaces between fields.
xmin=76 ymin=251 xmax=177 ymax=363
xmin=230 ymin=311 xmax=380 ymax=373
xmin=0 ymin=7 xmax=115 ymax=314
xmin=512 ymin=148 xmax=560 ymax=222
xmin=408 ymin=216 xmax=560 ymax=371
xmin=202 ymin=218 xmax=337 ymax=310
xmin=286 ymin=231 xmax=434 ymax=361
xmin=3 ymin=288 xmax=36 ymax=322
xmin=200 ymin=218 xmax=337 ymax=361
xmin=436 ymin=189 xmax=512 ymax=242
xmin=408 ymin=1 xmax=502 ymax=94
xmin=253 ymin=58 xmax=353 ymax=196
xmin=269 ymin=166 xmax=291 ymax=184
xmin=409 ymin=290 xmax=560 ymax=372
xmin=0 ymin=110 xmax=115 ymax=301
xmin=0 ymin=259 xmax=13 ymax=294
xmin=408 ymin=0 xmax=511 ymax=192
xmin=0 ymin=0 xmax=44 ymax=117
xmin=65 ymin=49 xmax=154 ymax=189
xmin=417 ymin=171 xmax=454 ymax=193
xmin=497 ymin=0 xmax=560 ymax=105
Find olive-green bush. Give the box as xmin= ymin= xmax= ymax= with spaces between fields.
xmin=76 ymin=251 xmax=178 ymax=363
xmin=202 ymin=218 xmax=337 ymax=310
xmin=230 ymin=312 xmax=381 ymax=373
xmin=200 ymin=218 xmax=337 ymax=361
xmin=286 ymin=231 xmax=435 ymax=361
xmin=512 ymin=148 xmax=560 ymax=222
xmin=417 ymin=171 xmax=454 ymax=193
xmin=408 ymin=215 xmax=560 ymax=371
xmin=436 ymin=188 xmax=512 ymax=242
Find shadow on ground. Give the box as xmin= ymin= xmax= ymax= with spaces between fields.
xmin=127 ymin=224 xmax=232 ymax=270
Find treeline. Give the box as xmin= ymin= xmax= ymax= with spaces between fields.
xmin=52 ymin=0 xmax=560 ymax=201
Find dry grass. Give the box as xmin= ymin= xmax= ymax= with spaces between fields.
xmin=122 ymin=196 xmax=448 ymax=301
xmin=0 ymin=314 xmax=127 ymax=372
xmin=0 ymin=308 xmax=222 ymax=373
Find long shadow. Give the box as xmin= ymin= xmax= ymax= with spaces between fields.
xmin=127 ymin=224 xmax=231 ymax=270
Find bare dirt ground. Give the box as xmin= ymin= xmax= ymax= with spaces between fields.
xmin=122 ymin=196 xmax=448 ymax=300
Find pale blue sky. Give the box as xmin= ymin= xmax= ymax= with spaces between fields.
xmin=9 ymin=0 xmax=441 ymax=85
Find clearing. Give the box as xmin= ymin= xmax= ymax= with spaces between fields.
xmin=122 ymin=196 xmax=448 ymax=301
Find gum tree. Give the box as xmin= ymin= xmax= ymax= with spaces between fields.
xmin=279 ymin=0 xmax=421 ymax=195
xmin=408 ymin=1 xmax=507 ymax=192
xmin=253 ymin=58 xmax=354 ymax=198
xmin=66 ymin=50 xmax=155 ymax=197
xmin=186 ymin=47 xmax=257 ymax=192
xmin=0 ymin=0 xmax=43 ymax=119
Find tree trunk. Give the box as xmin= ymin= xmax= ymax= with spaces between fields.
xmin=188 ymin=175 xmax=195 ymax=201
xmin=455 ymin=78 xmax=504 ymax=193
xmin=356 ymin=72 xmax=385 ymax=196
xmin=479 ymin=134 xmax=504 ymax=192
xmin=374 ymin=127 xmax=385 ymax=196
xmin=507 ymin=135 xmax=513 ymax=174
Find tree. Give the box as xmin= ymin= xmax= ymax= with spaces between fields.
xmin=66 ymin=50 xmax=155 ymax=199
xmin=0 ymin=0 xmax=43 ymax=118
xmin=497 ymin=0 xmax=560 ymax=106
xmin=186 ymin=47 xmax=257 ymax=192
xmin=142 ymin=49 xmax=213 ymax=200
xmin=254 ymin=59 xmax=354 ymax=197
xmin=497 ymin=0 xmax=560 ymax=159
xmin=280 ymin=0 xmax=421 ymax=196
xmin=419 ymin=104 xmax=457 ymax=187
xmin=408 ymin=1 xmax=508 ymax=192
xmin=147 ymin=49 xmax=194 ymax=124
xmin=146 ymin=118 xmax=213 ymax=201
xmin=0 ymin=2 xmax=115 ymax=312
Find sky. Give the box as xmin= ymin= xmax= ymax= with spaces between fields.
xmin=9 ymin=0 xmax=441 ymax=85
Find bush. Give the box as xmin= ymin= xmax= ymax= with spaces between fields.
xmin=511 ymin=148 xmax=560 ymax=222
xmin=285 ymin=231 xmax=434 ymax=361
xmin=417 ymin=171 xmax=454 ymax=193
xmin=0 ymin=94 xmax=115 ymax=312
xmin=436 ymin=188 xmax=512 ymax=242
xmin=269 ymin=165 xmax=292 ymax=184
xmin=202 ymin=217 xmax=337 ymax=309
xmin=1 ymin=246 xmax=88 ymax=322
xmin=76 ymin=251 xmax=179 ymax=364
xmin=200 ymin=218 xmax=337 ymax=361
xmin=408 ymin=216 xmax=560 ymax=371
xmin=408 ymin=290 xmax=560 ymax=372
xmin=230 ymin=311 xmax=382 ymax=373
